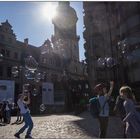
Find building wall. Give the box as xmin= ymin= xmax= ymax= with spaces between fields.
xmin=0 ymin=10 xmax=86 ymax=113
xmin=83 ymin=2 xmax=140 ymax=94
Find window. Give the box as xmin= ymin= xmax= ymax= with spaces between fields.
xmin=1 ymin=49 xmax=5 ymax=56
xmin=0 ymin=34 xmax=5 ymax=40
xmin=55 ymin=58 xmax=61 ymax=67
xmin=14 ymin=52 xmax=18 ymax=59
xmin=7 ymin=66 xmax=11 ymax=78
xmin=9 ymin=38 xmax=12 ymax=43
xmin=50 ymin=59 xmax=53 ymax=65
xmin=75 ymin=67 xmax=77 ymax=73
xmin=5 ymin=27 xmax=8 ymax=32
xmin=6 ymin=50 xmax=10 ymax=57
xmin=42 ymin=58 xmax=46 ymax=63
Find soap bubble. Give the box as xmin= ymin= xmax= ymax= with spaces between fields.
xmin=97 ymin=58 xmax=105 ymax=68
xmin=12 ymin=66 xmax=19 ymax=77
xmin=105 ymin=57 xmax=116 ymax=67
xmin=36 ymin=72 xmax=42 ymax=80
xmin=34 ymin=78 xmax=40 ymax=83
xmin=25 ymin=69 xmax=35 ymax=80
xmin=41 ymin=72 xmax=46 ymax=80
xmin=23 ymin=83 xmax=30 ymax=92
xmin=32 ymin=88 xmax=38 ymax=96
xmin=40 ymin=104 xmax=46 ymax=112
xmin=25 ymin=56 xmax=38 ymax=71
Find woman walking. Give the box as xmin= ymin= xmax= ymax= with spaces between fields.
xmin=120 ymin=86 xmax=140 ymax=138
xmin=14 ymin=92 xmax=33 ymax=139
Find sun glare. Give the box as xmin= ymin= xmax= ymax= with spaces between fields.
xmin=41 ymin=2 xmax=57 ymax=21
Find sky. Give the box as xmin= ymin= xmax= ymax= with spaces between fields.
xmin=0 ymin=1 xmax=85 ymax=61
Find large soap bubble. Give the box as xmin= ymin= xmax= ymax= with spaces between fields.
xmin=25 ymin=56 xmax=38 ymax=71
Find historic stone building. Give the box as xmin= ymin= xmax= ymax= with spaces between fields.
xmin=83 ymin=2 xmax=140 ymax=100
xmin=0 ymin=2 xmax=88 ymax=114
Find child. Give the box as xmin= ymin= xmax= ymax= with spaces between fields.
xmin=114 ymin=95 xmax=126 ymax=138
xmin=94 ymin=81 xmax=114 ymax=138
xmin=120 ymin=86 xmax=140 ymax=138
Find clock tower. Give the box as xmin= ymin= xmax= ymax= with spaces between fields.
xmin=52 ymin=1 xmax=80 ymax=62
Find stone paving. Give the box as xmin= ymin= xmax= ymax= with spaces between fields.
xmin=0 ymin=111 xmax=124 ymax=139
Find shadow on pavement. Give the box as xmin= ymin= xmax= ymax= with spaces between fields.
xmin=70 ymin=111 xmax=124 ymax=138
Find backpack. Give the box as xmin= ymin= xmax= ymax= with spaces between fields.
xmin=89 ymin=97 xmax=100 ymax=118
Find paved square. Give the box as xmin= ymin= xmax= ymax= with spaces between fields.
xmin=0 ymin=111 xmax=123 ymax=139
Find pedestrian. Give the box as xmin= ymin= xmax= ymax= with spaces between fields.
xmin=15 ymin=105 xmax=24 ymax=124
xmin=120 ymin=86 xmax=140 ymax=138
xmin=11 ymin=105 xmax=24 ymax=125
xmin=0 ymin=103 xmax=3 ymax=123
xmin=114 ymin=95 xmax=126 ymax=138
xmin=5 ymin=101 xmax=11 ymax=124
xmin=14 ymin=92 xmax=33 ymax=139
xmin=93 ymin=81 xmax=114 ymax=138
xmin=2 ymin=101 xmax=7 ymax=124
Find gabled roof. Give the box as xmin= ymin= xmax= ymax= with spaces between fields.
xmin=1 ymin=20 xmax=12 ymax=28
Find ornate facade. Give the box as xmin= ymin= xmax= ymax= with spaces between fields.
xmin=0 ymin=2 xmax=87 ymax=113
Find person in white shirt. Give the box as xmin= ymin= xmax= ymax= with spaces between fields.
xmin=14 ymin=92 xmax=33 ymax=139
xmin=94 ymin=81 xmax=114 ymax=138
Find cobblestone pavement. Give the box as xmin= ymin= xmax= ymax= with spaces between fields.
xmin=0 ymin=111 xmax=124 ymax=139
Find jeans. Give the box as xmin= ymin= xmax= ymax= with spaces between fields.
xmin=17 ymin=112 xmax=33 ymax=136
xmin=98 ymin=116 xmax=109 ymax=138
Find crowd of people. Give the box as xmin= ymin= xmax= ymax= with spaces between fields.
xmin=0 ymin=100 xmax=23 ymax=125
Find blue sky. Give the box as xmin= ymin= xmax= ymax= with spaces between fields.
xmin=0 ymin=1 xmax=85 ymax=61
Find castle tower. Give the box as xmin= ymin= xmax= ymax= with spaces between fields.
xmin=52 ymin=1 xmax=80 ymax=62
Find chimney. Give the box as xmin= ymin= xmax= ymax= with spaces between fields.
xmin=24 ymin=38 xmax=28 ymax=47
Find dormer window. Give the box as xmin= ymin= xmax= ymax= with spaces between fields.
xmin=5 ymin=27 xmax=8 ymax=32
xmin=8 ymin=37 xmax=12 ymax=43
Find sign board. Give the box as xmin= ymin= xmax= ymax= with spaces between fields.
xmin=0 ymin=80 xmax=15 ymax=102
xmin=42 ymin=82 xmax=54 ymax=105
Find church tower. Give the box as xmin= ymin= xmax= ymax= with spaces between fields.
xmin=52 ymin=1 xmax=80 ymax=62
